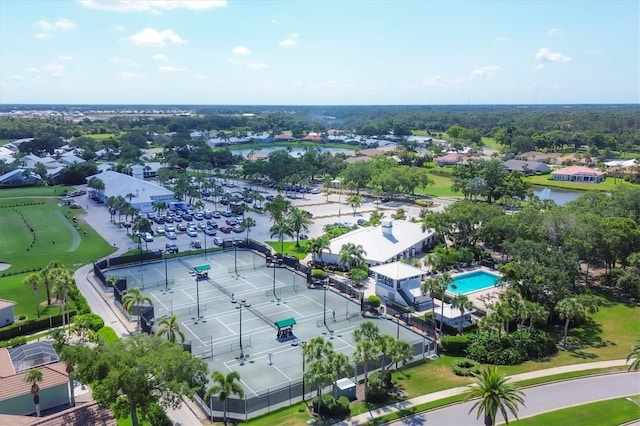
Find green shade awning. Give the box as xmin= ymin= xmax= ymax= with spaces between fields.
xmin=195 ymin=264 xmax=211 ymax=272
xmin=274 ymin=318 xmax=296 ymax=329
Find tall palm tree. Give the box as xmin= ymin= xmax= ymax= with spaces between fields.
xmin=390 ymin=339 xmax=414 ymax=371
xmin=287 ymin=207 xmax=313 ymax=247
xmin=270 ymin=221 xmax=294 ymax=254
xmin=354 ymin=339 xmax=378 ymax=400
xmin=303 ymin=336 xmax=333 ymax=364
xmin=24 ymin=273 xmax=42 ymax=318
xmin=155 ymin=314 xmax=185 ymax=343
xmin=52 ymin=269 xmax=74 ymax=333
xmin=451 ymin=293 xmax=474 ymax=334
xmin=627 ymin=340 xmax=640 ymax=371
xmin=338 ymin=242 xmax=367 ymax=271
xmin=421 ymin=277 xmax=440 ymax=338
xmin=241 ymin=217 xmax=256 ymax=242
xmin=205 ymin=371 xmax=244 ymax=426
xmin=555 ymin=295 xmax=599 ymax=349
xmin=24 ymin=368 xmax=44 ymax=417
xmin=327 ymin=352 xmax=352 ymax=399
xmin=353 ymin=321 xmax=380 ymax=344
xmin=122 ymin=288 xmax=153 ymax=332
xmin=520 ymin=301 xmax=549 ymax=329
xmin=308 ymin=236 xmax=331 ymax=265
xmin=377 ymin=334 xmax=396 ymax=376
xmin=41 ymin=261 xmax=63 ymax=306
xmin=462 ymin=367 xmax=525 ymax=426
xmin=436 ymin=273 xmax=452 ymax=334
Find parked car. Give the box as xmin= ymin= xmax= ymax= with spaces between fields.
xmin=143 ymin=232 xmax=154 ymax=242
xmin=173 ymin=216 xmax=182 ymax=222
xmin=203 ymin=211 xmax=212 ymax=219
xmin=212 ymin=211 xmax=222 ymax=218
xmin=166 ymin=231 xmax=177 ymax=240
xmin=123 ymin=222 xmax=132 ymax=228
xmin=221 ymin=211 xmax=233 ymax=217
xmin=165 ymin=224 xmax=176 ymax=232
xmin=232 ymin=225 xmax=243 ymax=233
xmin=357 ymin=218 xmax=367 ymax=226
xmin=219 ymin=226 xmax=231 ymax=234
xmin=177 ymin=223 xmax=187 ymax=231
xmin=186 ymin=228 xmax=198 ymax=237
xmin=204 ymin=227 xmax=217 ymax=236
xmin=266 ymin=195 xmax=275 ymax=201
xmin=206 ymin=220 xmax=218 ymax=229
xmin=225 ymin=218 xmax=238 ymax=226
xmin=194 ymin=213 xmax=204 ymax=221
xmin=156 ymin=226 xmax=166 ymax=234
xmin=190 ymin=241 xmax=202 ymax=249
xmin=213 ymin=237 xmax=224 ymax=246
xmin=182 ymin=214 xmax=193 ymax=221
xmin=165 ymin=243 xmax=179 ymax=254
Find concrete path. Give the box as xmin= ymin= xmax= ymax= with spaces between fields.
xmin=333 ymin=359 xmax=633 ymax=426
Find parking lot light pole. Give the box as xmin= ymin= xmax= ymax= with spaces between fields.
xmin=395 ymin=314 xmax=401 ymax=368
xmin=273 ymin=258 xmax=281 ymax=303
xmin=233 ymin=240 xmax=238 ymax=278
xmin=235 ymin=299 xmax=250 ymax=364
xmin=301 ymin=341 xmax=307 ymax=400
xmin=164 ymin=251 xmax=168 ymax=293
xmin=323 ymin=283 xmax=328 ymax=327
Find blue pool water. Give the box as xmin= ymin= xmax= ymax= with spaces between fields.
xmin=447 ymin=270 xmax=501 ymax=295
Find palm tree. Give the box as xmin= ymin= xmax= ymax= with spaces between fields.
xmin=436 ymin=273 xmax=452 ymax=334
xmin=24 ymin=368 xmax=44 ymax=417
xmin=241 ymin=217 xmax=256 ymax=242
xmin=303 ymin=336 xmax=333 ymax=364
xmin=347 ymin=194 xmax=363 ymax=215
xmin=155 ymin=314 xmax=185 ymax=343
xmin=520 ymin=301 xmax=549 ymax=329
xmin=390 ymin=339 xmax=414 ymax=371
xmin=353 ymin=321 xmax=380 ymax=344
xmin=555 ymin=295 xmax=599 ymax=349
xmin=41 ymin=261 xmax=63 ymax=306
xmin=308 ymin=236 xmax=331 ymax=265
xmin=378 ymin=334 xmax=396 ymax=376
xmin=287 ymin=207 xmax=313 ymax=247
xmin=265 ymin=194 xmax=291 ymax=224
xmin=52 ymin=269 xmax=74 ymax=333
xmin=354 ymin=339 xmax=378 ymax=400
xmin=24 ymin=273 xmax=42 ymax=318
xmin=493 ymin=302 xmax=516 ymax=335
xmin=270 ymin=221 xmax=294 ymax=254
xmin=338 ymin=242 xmax=367 ymax=271
xmin=303 ymin=337 xmax=334 ymax=413
xmin=626 ymin=340 xmax=640 ymax=371
xmin=421 ymin=277 xmax=440 ymax=338
xmin=451 ymin=293 xmax=474 ymax=334
xmin=122 ymin=288 xmax=153 ymax=332
xmin=205 ymin=371 xmax=244 ymax=426
xmin=462 ymin=367 xmax=525 ymax=426
xmin=327 ymin=352 xmax=352 ymax=399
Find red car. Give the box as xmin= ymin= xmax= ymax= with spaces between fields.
xmin=219 ymin=226 xmax=232 ymax=234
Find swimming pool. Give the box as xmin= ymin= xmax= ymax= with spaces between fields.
xmin=447 ymin=270 xmax=501 ymax=295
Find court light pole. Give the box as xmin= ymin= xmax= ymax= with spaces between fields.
xmin=233 ymin=240 xmax=238 ymax=278
xmin=235 ymin=299 xmax=250 ymax=364
xmin=163 ymin=251 xmax=168 ymax=293
xmin=193 ymin=275 xmax=203 ymax=323
xmin=323 ymin=282 xmax=328 ymax=327
xmin=395 ymin=314 xmax=401 ymax=368
xmin=301 ymin=340 xmax=307 ymax=400
xmin=272 ymin=258 xmax=281 ymax=303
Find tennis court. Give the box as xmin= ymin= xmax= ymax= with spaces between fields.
xmin=103 ymin=249 xmax=427 ymax=396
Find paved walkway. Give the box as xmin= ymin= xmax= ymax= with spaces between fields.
xmin=333 ymin=359 xmax=630 ymax=426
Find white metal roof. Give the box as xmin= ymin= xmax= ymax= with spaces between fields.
xmin=370 ymin=261 xmax=425 ymax=280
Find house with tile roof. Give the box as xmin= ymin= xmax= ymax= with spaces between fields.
xmin=551 ymin=166 xmax=605 ymax=183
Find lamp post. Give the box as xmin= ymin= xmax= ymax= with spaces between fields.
xmin=323 ymin=282 xmax=328 ymax=327
xmin=273 ymin=258 xmax=280 ymax=303
xmin=203 ymin=232 xmax=207 ymax=258
xmin=192 ymin=275 xmax=203 ymax=323
xmin=395 ymin=314 xmax=401 ymax=368
xmin=164 ymin=251 xmax=168 ymax=293
xmin=301 ymin=341 xmax=307 ymax=400
xmin=234 ymin=299 xmax=250 ymax=363
xmin=233 ymin=240 xmax=238 ymax=278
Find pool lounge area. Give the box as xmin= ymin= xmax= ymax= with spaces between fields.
xmin=447 ymin=269 xmax=502 ymax=295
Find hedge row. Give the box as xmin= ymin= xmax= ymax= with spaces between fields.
xmin=0 ymin=311 xmax=76 ymax=341
xmin=0 ymin=202 xmax=46 ymax=208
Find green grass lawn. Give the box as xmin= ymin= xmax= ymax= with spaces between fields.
xmin=481 ymin=137 xmax=501 ymax=150
xmin=525 ymin=175 xmax=635 ymax=192
xmin=265 ymin=241 xmax=310 ymax=259
xmin=511 ymin=396 xmax=640 ymax=426
xmin=86 ymin=133 xmax=118 ymax=140
xmin=0 ymin=185 xmax=74 ymax=199
xmin=0 ymin=198 xmax=115 ymax=273
xmin=415 ymin=173 xmax=459 ymax=198
xmin=0 ymin=272 xmax=73 ymax=320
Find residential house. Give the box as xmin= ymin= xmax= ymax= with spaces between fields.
xmin=0 ymin=169 xmax=42 ymax=186
xmin=435 ymin=153 xmax=469 ymax=167
xmin=551 ymin=166 xmax=605 ymax=183
xmin=503 ymin=159 xmax=550 ymax=175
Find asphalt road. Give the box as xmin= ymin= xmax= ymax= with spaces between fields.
xmin=388 ymin=372 xmax=640 ymax=425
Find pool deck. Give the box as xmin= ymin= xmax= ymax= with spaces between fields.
xmin=445 ymin=267 xmax=506 ymax=313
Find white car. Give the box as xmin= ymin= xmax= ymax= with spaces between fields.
xmin=143 ymin=232 xmax=154 ymax=242
xmin=156 ymin=226 xmax=166 ymax=234
xmin=165 ymin=224 xmax=176 ymax=232
xmin=166 ymin=231 xmax=177 ymax=240
xmin=186 ymin=228 xmax=198 ymax=237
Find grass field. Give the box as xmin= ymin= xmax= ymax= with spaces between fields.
xmin=265 ymin=240 xmax=310 ymax=259
xmin=511 ymin=396 xmax=640 ymax=426
xmin=86 ymin=133 xmax=118 ymax=140
xmin=525 ymin=175 xmax=635 ymax=192
xmin=481 ymin=136 xmax=501 ymax=150
xmin=0 ymin=185 xmax=74 ymax=199
xmin=0 ymin=272 xmax=74 ymax=320
xmin=0 ymin=198 xmax=115 ymax=273
xmin=415 ymin=173 xmax=459 ymax=197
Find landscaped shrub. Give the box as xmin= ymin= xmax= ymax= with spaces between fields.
xmin=311 ymin=393 xmax=350 ymax=417
xmin=311 ymin=269 xmax=327 ymax=279
xmin=97 ymin=326 xmax=119 ymax=344
xmin=440 ymin=335 xmax=470 ymax=355
xmin=366 ymin=295 xmax=381 ymax=308
xmin=451 ymin=358 xmax=481 ymax=376
xmin=0 ymin=336 xmax=27 ymax=348
xmin=366 ymin=371 xmax=390 ymax=403
xmin=73 ymin=313 xmax=104 ymax=331
xmin=144 ymin=402 xmax=173 ymax=426
xmin=465 ymin=328 xmax=557 ymax=365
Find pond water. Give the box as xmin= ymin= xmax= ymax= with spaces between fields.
xmin=232 ymin=146 xmax=354 ymax=157
xmin=531 ymin=187 xmax=583 ymax=206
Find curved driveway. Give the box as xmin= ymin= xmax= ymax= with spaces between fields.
xmin=388 ymin=372 xmax=640 ymax=425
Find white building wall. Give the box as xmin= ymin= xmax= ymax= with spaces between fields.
xmin=0 ymin=303 xmax=15 ymax=327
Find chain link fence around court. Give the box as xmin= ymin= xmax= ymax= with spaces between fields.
xmin=196 ymin=338 xmax=437 ymax=423
xmin=189 ymin=334 xmax=252 ymax=360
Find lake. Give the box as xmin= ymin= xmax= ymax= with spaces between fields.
xmin=531 ymin=187 xmax=583 ymax=205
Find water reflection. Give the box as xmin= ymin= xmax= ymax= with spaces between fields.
xmin=531 ymin=187 xmax=583 ymax=206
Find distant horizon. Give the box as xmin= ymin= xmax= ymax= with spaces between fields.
xmin=1 ymin=103 xmax=638 ymax=107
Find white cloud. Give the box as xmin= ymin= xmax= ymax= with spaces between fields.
xmin=535 ymin=47 xmax=572 ymax=63
xmin=79 ymin=0 xmax=228 ymax=12
xmin=110 ymin=56 xmax=126 ymax=64
xmin=110 ymin=23 xmax=125 ymax=32
xmin=121 ymin=72 xmax=142 ymax=80
xmin=493 ymin=37 xmax=509 ymax=43
xmin=34 ymin=18 xmax=76 ymax=32
xmin=232 ymin=46 xmax=251 ymax=55
xmin=34 ymin=33 xmax=51 ymax=39
xmin=192 ymin=74 xmax=205 ymax=80
xmin=587 ymin=49 xmax=602 ymax=55
xmin=159 ymin=65 xmax=187 ymax=73
xmin=280 ymin=33 xmax=299 ymax=47
xmin=26 ymin=67 xmax=40 ymax=73
xmin=43 ymin=63 xmax=65 ymax=71
xmin=471 ymin=65 xmax=502 ymax=79
xmin=424 ymin=75 xmax=445 ymax=88
xmin=9 ymin=75 xmax=25 ymax=81
xmin=57 ymin=55 xmax=74 ymax=61
xmin=546 ymin=28 xmax=563 ymax=36
xmin=130 ymin=28 xmax=186 ymax=46
xmin=246 ymin=61 xmax=267 ymax=70
xmin=152 ymin=54 xmax=168 ymax=61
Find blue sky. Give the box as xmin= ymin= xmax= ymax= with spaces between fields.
xmin=0 ymin=0 xmax=638 ymax=105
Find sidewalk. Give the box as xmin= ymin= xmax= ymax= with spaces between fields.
xmin=333 ymin=359 xmax=629 ymax=426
